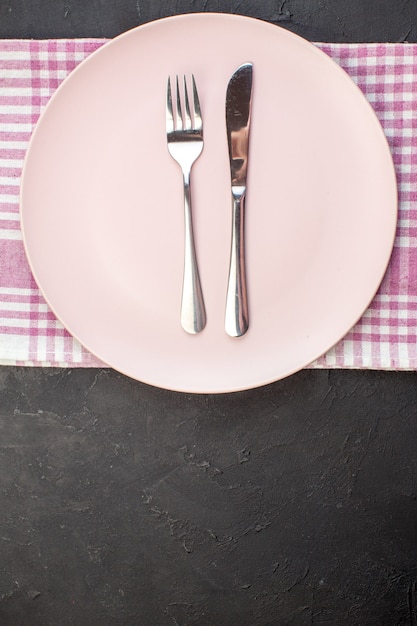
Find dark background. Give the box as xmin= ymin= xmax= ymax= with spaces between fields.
xmin=1 ymin=1 xmax=417 ymax=625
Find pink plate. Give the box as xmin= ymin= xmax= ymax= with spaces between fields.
xmin=20 ymin=14 xmax=397 ymax=393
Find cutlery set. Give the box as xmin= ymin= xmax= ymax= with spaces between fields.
xmin=166 ymin=63 xmax=253 ymax=338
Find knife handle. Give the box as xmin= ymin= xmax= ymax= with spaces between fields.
xmin=225 ymin=188 xmax=249 ymax=337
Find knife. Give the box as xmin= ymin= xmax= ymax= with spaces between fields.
xmin=224 ymin=62 xmax=253 ymax=337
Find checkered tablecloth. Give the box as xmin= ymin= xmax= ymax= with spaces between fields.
xmin=1 ymin=40 xmax=416 ymax=369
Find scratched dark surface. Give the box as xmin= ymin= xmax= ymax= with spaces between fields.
xmin=2 ymin=1 xmax=417 ymax=625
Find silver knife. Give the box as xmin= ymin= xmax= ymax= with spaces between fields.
xmin=225 ymin=62 xmax=253 ymax=337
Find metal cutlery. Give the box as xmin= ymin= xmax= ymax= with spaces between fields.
xmin=225 ymin=63 xmax=253 ymax=337
xmin=166 ymin=74 xmax=207 ymax=334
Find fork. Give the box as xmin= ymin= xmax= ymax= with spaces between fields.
xmin=166 ymin=75 xmax=207 ymax=334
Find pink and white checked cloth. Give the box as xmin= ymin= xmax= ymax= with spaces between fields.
xmin=0 ymin=40 xmax=416 ymax=370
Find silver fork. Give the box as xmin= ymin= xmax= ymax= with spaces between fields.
xmin=166 ymin=75 xmax=206 ymax=334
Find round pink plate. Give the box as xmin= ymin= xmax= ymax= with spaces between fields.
xmin=20 ymin=14 xmax=397 ymax=393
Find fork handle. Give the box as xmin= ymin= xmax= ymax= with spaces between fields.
xmin=181 ymin=175 xmax=206 ymax=334
xmin=225 ymin=189 xmax=249 ymax=337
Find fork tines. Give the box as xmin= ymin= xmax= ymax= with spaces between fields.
xmin=166 ymin=75 xmax=202 ymax=133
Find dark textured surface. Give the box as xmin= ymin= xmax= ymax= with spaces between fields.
xmin=1 ymin=0 xmax=417 ymax=41
xmin=2 ymin=367 xmax=417 ymax=625
xmin=2 ymin=1 xmax=417 ymax=625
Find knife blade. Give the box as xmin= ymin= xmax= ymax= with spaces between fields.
xmin=225 ymin=62 xmax=253 ymax=337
